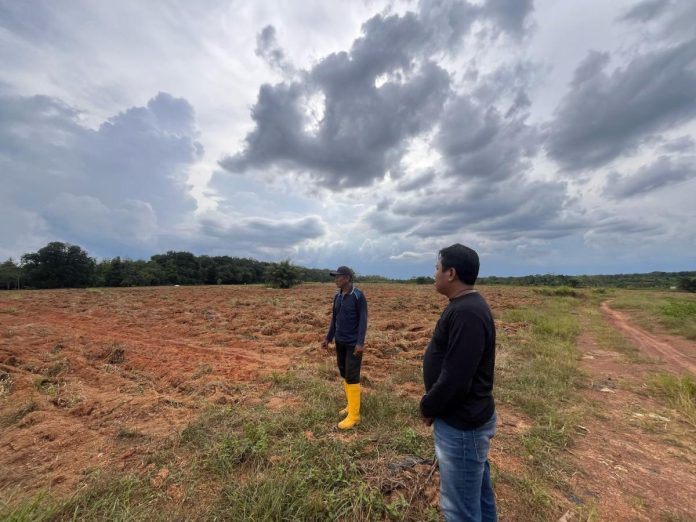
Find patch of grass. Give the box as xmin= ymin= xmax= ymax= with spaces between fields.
xmin=0 ymin=307 xmax=17 ymax=314
xmin=582 ymin=298 xmax=645 ymax=361
xmin=191 ymin=364 xmax=213 ymax=380
xmin=34 ymin=377 xmax=60 ymax=396
xmin=172 ymin=368 xmax=438 ymax=520
xmin=660 ymin=510 xmax=695 ymax=522
xmin=104 ymin=343 xmax=125 ymax=364
xmin=0 ymin=401 xmax=38 ymax=428
xmin=533 ymin=286 xmax=581 ymax=298
xmin=0 ymin=370 xmax=12 ymax=398
xmin=116 ymin=426 xmax=149 ymax=440
xmin=648 ymin=373 xmax=696 ymax=427
xmin=497 ymin=471 xmax=554 ymax=520
xmin=495 ymin=294 xmax=586 ymax=512
xmin=45 ymin=358 xmax=70 ymax=377
xmin=610 ymin=292 xmax=696 ymax=340
xmin=390 ymin=361 xmax=422 ymax=385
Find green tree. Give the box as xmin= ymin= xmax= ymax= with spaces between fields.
xmin=22 ymin=242 xmax=95 ymax=288
xmin=0 ymin=258 xmax=22 ymax=289
xmin=677 ymin=277 xmax=696 ymax=293
xmin=266 ymin=260 xmax=300 ymax=289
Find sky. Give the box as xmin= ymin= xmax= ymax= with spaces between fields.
xmin=1 ymin=0 xmax=695 ymax=278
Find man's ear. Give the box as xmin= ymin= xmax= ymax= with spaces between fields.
xmin=448 ymin=267 xmax=456 ymax=281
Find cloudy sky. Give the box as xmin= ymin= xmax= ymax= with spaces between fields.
xmin=1 ymin=0 xmax=695 ymax=278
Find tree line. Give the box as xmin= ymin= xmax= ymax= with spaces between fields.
xmin=477 ymin=272 xmax=696 ymax=292
xmin=0 ymin=242 xmax=333 ymax=290
xmin=1 ymin=241 xmax=694 ymax=291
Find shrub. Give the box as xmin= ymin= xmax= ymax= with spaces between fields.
xmin=265 ymin=260 xmax=300 ymax=289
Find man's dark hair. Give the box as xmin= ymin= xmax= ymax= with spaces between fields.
xmin=438 ymin=244 xmax=479 ymax=285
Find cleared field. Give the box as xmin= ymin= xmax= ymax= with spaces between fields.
xmin=0 ymin=284 xmax=694 ymax=521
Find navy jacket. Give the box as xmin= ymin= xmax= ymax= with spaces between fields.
xmin=326 ymin=286 xmax=368 ymax=346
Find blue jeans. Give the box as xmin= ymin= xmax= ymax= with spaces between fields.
xmin=433 ymin=413 xmax=497 ymax=522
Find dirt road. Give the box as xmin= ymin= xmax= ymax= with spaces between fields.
xmin=601 ymin=300 xmax=696 ymax=375
xmin=565 ymin=302 xmax=696 ymax=520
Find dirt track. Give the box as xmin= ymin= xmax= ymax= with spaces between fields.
xmin=601 ymin=300 xmax=696 ymax=375
xmin=566 ymin=302 xmax=696 ymax=520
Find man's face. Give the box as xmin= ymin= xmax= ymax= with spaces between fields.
xmin=334 ymin=274 xmax=349 ymax=288
xmin=434 ymin=257 xmax=450 ymax=295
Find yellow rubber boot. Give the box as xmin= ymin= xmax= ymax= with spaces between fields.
xmin=339 ymin=380 xmax=348 ymax=416
xmin=338 ymin=383 xmax=361 ymax=430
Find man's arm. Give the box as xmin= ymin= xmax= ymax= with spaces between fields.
xmin=354 ymin=293 xmax=368 ymax=355
xmin=322 ymin=294 xmax=337 ymax=348
xmin=420 ymin=310 xmax=485 ymax=418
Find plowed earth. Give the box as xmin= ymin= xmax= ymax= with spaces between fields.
xmin=0 ymin=284 xmax=528 ymax=498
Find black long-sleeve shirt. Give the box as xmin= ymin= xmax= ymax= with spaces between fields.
xmin=420 ymin=291 xmax=496 ymax=429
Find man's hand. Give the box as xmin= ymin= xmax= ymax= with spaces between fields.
xmin=354 ymin=344 xmax=364 ymax=357
xmin=321 ymin=339 xmax=330 ymax=351
xmin=422 ymin=416 xmax=434 ymax=427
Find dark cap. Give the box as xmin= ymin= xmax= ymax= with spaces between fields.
xmin=329 ymin=266 xmax=354 ymax=278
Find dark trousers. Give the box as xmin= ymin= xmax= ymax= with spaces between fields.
xmin=336 ymin=341 xmax=362 ymax=384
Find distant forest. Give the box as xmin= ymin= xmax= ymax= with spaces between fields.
xmin=1 ymin=241 xmax=695 ymax=292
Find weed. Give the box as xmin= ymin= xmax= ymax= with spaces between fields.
xmin=0 ymin=401 xmax=38 ymax=428
xmin=34 ymin=377 xmax=60 ymax=396
xmin=648 ymin=373 xmax=696 ymax=427
xmin=104 ymin=343 xmax=125 ymax=364
xmin=45 ymin=358 xmax=70 ymax=377
xmin=0 ymin=370 xmax=12 ymax=398
xmin=191 ymin=364 xmax=213 ymax=380
xmin=116 ymin=426 xmax=149 ymax=440
xmin=534 ymin=286 xmax=580 ymax=297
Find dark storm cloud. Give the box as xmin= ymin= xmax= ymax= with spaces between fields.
xmin=221 ymin=0 xmax=535 ymax=190
xmin=198 ymin=215 xmax=326 ymax=248
xmin=395 ymin=170 xmax=436 ymax=191
xmin=366 ymin=176 xmax=580 ymax=240
xmin=255 ymin=25 xmax=296 ymax=76
xmin=546 ymin=39 xmax=696 ymax=170
xmin=482 ymin=0 xmax=534 ymax=37
xmin=592 ymin=217 xmax=663 ymax=235
xmin=221 ymin=60 xmax=451 ymax=189
xmin=437 ymin=95 xmax=538 ymax=181
xmin=661 ymin=135 xmax=695 ymax=153
xmin=604 ymin=156 xmax=696 ymax=199
xmin=618 ymin=0 xmax=669 ymax=23
xmin=0 ymin=90 xmax=201 ymax=255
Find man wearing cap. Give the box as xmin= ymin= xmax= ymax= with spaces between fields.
xmin=421 ymin=244 xmax=497 ymax=521
xmin=321 ymin=266 xmax=368 ymax=430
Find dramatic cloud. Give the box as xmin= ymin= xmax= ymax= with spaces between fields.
xmin=221 ymin=59 xmax=451 ymax=189
xmin=364 ymin=175 xmax=580 ymax=242
xmin=482 ymin=0 xmax=534 ymax=37
xmin=546 ymin=39 xmax=696 ymax=170
xmin=436 ymin=95 xmax=538 ymax=181
xmin=3 ymin=0 xmax=695 ymax=276
xmin=255 ymin=25 xmax=296 ymax=77
xmin=618 ymin=0 xmax=669 ymax=23
xmin=191 ymin=213 xmax=327 ymax=257
xmin=605 ymin=156 xmax=696 ymax=199
xmin=220 ymin=0 xmax=534 ymax=190
xmin=0 ymin=90 xmax=201 ymax=256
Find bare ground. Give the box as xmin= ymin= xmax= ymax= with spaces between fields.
xmin=565 ymin=302 xmax=696 ymax=521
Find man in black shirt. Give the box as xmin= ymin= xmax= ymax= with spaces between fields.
xmin=421 ymin=244 xmax=497 ymax=522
